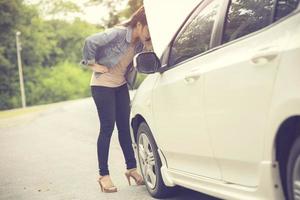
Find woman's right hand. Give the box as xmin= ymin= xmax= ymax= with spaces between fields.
xmin=89 ymin=63 xmax=109 ymax=73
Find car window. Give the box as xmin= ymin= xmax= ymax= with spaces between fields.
xmin=222 ymin=0 xmax=275 ymax=44
xmin=274 ymin=0 xmax=299 ymax=21
xmin=168 ymin=0 xmax=221 ymax=67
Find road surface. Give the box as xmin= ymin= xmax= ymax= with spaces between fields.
xmin=0 ymin=97 xmax=219 ymax=200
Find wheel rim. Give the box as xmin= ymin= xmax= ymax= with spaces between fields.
xmin=293 ymin=155 xmax=300 ymax=200
xmin=138 ymin=133 xmax=157 ymax=189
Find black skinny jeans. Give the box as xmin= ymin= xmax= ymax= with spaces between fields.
xmin=91 ymin=83 xmax=137 ymax=176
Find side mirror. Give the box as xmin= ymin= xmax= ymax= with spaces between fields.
xmin=133 ymin=52 xmax=161 ymax=74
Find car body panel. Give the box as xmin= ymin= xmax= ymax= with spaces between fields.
xmin=151 ymin=56 xmax=221 ymax=179
xmin=130 ymin=74 xmax=159 ymax=143
xmin=264 ymin=12 xmax=300 ymax=160
xmin=202 ymin=14 xmax=288 ymax=187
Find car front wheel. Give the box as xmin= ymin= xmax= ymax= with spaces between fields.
xmin=137 ymin=122 xmax=175 ymax=198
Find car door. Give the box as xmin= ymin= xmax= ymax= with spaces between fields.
xmin=203 ymin=0 xmax=289 ymax=187
xmin=151 ymin=0 xmax=222 ymax=179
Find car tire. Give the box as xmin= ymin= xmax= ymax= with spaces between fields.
xmin=287 ymin=136 xmax=300 ymax=200
xmin=137 ymin=122 xmax=176 ymax=198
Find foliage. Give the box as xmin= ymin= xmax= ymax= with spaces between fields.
xmin=25 ymin=62 xmax=91 ymax=106
xmin=0 ymin=0 xmax=28 ymax=109
xmin=0 ymin=0 xmax=101 ymax=110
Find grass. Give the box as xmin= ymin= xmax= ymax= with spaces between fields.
xmin=0 ymin=98 xmax=88 ymax=120
xmin=0 ymin=105 xmax=50 ymax=119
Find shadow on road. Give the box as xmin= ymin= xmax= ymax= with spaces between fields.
xmin=164 ymin=186 xmax=221 ymax=200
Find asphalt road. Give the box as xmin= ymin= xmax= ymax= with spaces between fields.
xmin=0 ymin=97 xmax=219 ymax=200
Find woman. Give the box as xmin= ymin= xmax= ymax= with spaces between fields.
xmin=81 ymin=6 xmax=152 ymax=193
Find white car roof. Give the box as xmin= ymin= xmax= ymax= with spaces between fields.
xmin=144 ymin=0 xmax=200 ymax=57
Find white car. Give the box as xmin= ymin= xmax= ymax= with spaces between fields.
xmin=130 ymin=0 xmax=300 ymax=199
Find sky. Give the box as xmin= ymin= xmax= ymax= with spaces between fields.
xmin=25 ymin=0 xmax=128 ymax=24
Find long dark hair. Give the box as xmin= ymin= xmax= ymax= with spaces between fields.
xmin=122 ymin=6 xmax=148 ymax=28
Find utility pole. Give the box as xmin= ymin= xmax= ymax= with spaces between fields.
xmin=16 ymin=31 xmax=26 ymax=108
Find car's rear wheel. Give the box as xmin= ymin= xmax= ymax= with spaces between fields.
xmin=137 ymin=122 xmax=175 ymax=198
xmin=287 ymin=136 xmax=300 ymax=200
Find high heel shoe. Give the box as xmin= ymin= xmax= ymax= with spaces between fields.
xmin=97 ymin=175 xmax=118 ymax=193
xmin=125 ymin=168 xmax=145 ymax=186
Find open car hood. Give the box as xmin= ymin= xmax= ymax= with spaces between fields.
xmin=144 ymin=0 xmax=200 ymax=57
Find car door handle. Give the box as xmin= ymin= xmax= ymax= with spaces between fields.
xmin=251 ymin=50 xmax=279 ymax=65
xmin=184 ymin=70 xmax=201 ymax=84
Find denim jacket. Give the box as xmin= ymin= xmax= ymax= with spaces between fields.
xmin=81 ymin=26 xmax=144 ymax=69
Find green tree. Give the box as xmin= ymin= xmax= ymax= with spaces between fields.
xmin=0 ymin=0 xmax=29 ymax=109
xmin=0 ymin=0 xmax=102 ymax=110
xmin=42 ymin=18 xmax=102 ymax=66
xmin=25 ymin=62 xmax=91 ymax=105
